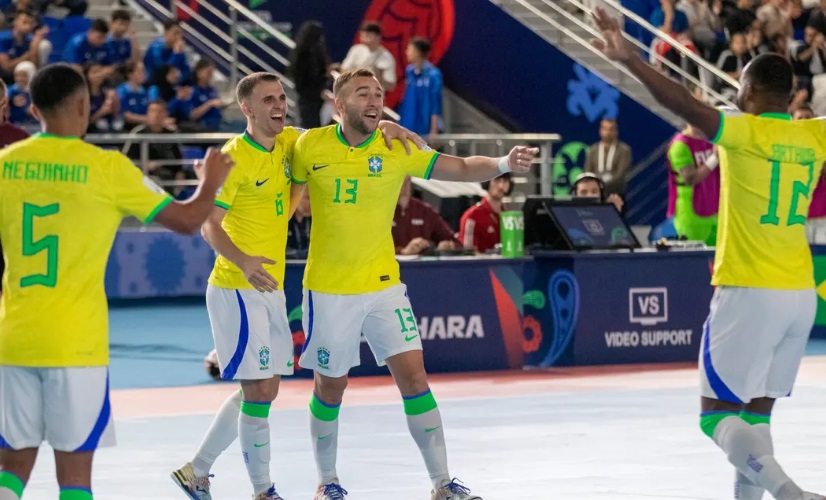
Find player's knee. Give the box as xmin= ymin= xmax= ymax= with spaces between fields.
xmin=53 ymin=451 xmax=93 ymax=489
xmin=240 ymin=378 xmax=278 ymax=402
xmin=398 ymin=372 xmax=429 ymax=397
xmin=314 ymin=373 xmax=347 ymax=405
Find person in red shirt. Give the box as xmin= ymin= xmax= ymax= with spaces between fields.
xmin=393 ymin=176 xmax=460 ymax=255
xmin=458 ymin=172 xmax=512 ymax=253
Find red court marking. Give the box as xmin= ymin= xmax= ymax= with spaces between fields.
xmin=112 ymin=357 xmax=826 ymax=419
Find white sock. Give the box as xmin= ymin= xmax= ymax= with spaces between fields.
xmin=403 ymin=389 xmax=450 ymax=490
xmin=192 ymin=389 xmax=242 ymax=477
xmin=713 ymin=415 xmax=802 ymax=500
xmin=0 ymin=488 xmax=19 ymax=500
xmin=309 ymin=393 xmax=340 ymax=484
xmin=735 ymin=423 xmax=772 ymax=500
xmin=239 ymin=401 xmax=272 ymax=494
xmin=0 ymin=471 xmax=23 ymax=500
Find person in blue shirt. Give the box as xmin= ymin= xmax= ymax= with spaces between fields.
xmin=188 ymin=58 xmax=226 ymax=131
xmin=106 ymin=9 xmax=139 ymax=66
xmin=85 ymin=62 xmax=121 ymax=132
xmin=0 ymin=10 xmax=50 ymax=82
xmin=143 ymin=19 xmax=190 ymax=84
xmin=63 ymin=18 xmax=113 ymax=72
xmin=7 ymin=61 xmax=35 ymax=126
xmin=148 ymin=63 xmax=191 ymax=125
xmin=117 ymin=60 xmax=149 ymax=128
xmin=399 ymin=37 xmax=443 ymax=139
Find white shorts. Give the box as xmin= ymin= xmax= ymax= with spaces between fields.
xmin=298 ymin=284 xmax=423 ymax=377
xmin=0 ymin=366 xmax=115 ymax=452
xmin=700 ymin=286 xmax=816 ymax=404
xmin=207 ymin=286 xmax=295 ymax=380
xmin=806 ymin=217 xmax=826 ymax=244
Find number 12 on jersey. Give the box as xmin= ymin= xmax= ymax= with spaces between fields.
xmin=761 ymin=161 xmax=814 ymax=227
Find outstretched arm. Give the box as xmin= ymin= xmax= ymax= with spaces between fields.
xmin=591 ymin=7 xmax=721 ymax=139
xmin=430 ymin=146 xmax=539 ymax=182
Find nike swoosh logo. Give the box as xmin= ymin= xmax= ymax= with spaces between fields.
xmin=287 ymin=360 xmax=294 ymax=367
xmin=404 ymin=334 xmax=419 ymax=342
xmin=317 ymin=433 xmax=334 ymax=441
xmin=256 ymin=178 xmax=269 ymax=186
xmin=253 ymin=441 xmax=269 ymax=448
xmin=312 ymin=164 xmax=329 ymax=171
xmin=425 ymin=426 xmax=441 ymax=433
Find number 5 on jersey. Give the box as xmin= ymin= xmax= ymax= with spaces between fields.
xmin=21 ymin=202 xmax=60 ymax=288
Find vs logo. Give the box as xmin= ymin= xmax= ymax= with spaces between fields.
xmin=628 ymin=288 xmax=668 ymax=326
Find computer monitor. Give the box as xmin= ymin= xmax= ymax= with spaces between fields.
xmin=548 ymin=201 xmax=641 ymax=250
xmin=523 ymin=196 xmax=600 ymax=251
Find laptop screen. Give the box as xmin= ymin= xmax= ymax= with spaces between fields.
xmin=548 ymin=202 xmax=640 ymax=249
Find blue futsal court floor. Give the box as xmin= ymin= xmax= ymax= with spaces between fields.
xmin=17 ymin=303 xmax=826 ymax=499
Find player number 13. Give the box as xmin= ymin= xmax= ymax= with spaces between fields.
xmin=760 ymin=161 xmax=814 ymax=227
xmin=333 ymin=178 xmax=358 ymax=204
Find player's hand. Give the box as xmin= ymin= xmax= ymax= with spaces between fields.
xmin=240 ymin=255 xmax=279 ymax=292
xmin=507 ymin=145 xmax=540 ymax=173
xmin=379 ymin=120 xmax=428 ymax=155
xmin=591 ymin=7 xmax=634 ymax=63
xmin=199 ymin=147 xmax=235 ymax=190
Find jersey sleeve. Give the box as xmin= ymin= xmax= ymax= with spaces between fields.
xmin=290 ymin=131 xmax=310 ymax=184
xmin=214 ymin=144 xmax=246 ymax=209
xmin=395 ymin=138 xmax=440 ymax=180
xmin=667 ymin=140 xmax=694 ymax=170
xmin=710 ymin=109 xmax=752 ymax=151
xmin=110 ymin=153 xmax=172 ymax=223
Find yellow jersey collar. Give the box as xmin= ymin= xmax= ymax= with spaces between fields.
xmin=335 ymin=123 xmax=377 ymax=148
xmin=242 ymin=130 xmax=274 ymax=153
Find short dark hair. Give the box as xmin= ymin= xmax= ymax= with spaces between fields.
xmin=91 ymin=18 xmax=109 ymax=34
xmin=235 ymin=72 xmax=280 ymax=103
xmin=15 ymin=9 xmax=36 ymax=20
xmin=163 ymin=18 xmax=180 ymax=31
xmin=30 ymin=63 xmax=87 ymax=116
xmin=743 ymin=53 xmax=793 ymax=99
xmin=333 ymin=68 xmax=377 ymax=96
xmin=360 ymin=22 xmax=381 ymax=35
xmin=408 ymin=37 xmax=432 ymax=57
xmin=111 ymin=9 xmax=132 ymax=22
xmin=481 ymin=172 xmax=512 ymax=193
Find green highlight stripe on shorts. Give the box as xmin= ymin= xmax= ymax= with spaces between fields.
xmin=0 ymin=471 xmax=24 ymax=498
xmin=310 ymin=393 xmax=340 ymax=422
xmin=699 ymin=410 xmax=738 ymax=438
xmin=215 ymin=200 xmax=231 ymax=210
xmin=240 ymin=401 xmax=271 ymax=419
xmin=143 ymin=196 xmax=173 ymax=224
xmin=740 ymin=411 xmax=771 ymax=426
xmin=403 ymin=389 xmax=437 ymax=416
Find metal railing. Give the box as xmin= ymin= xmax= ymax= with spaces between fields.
xmin=85 ymin=132 xmax=561 ymax=196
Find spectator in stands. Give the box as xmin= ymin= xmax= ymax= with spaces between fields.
xmin=458 ymin=173 xmax=512 ymax=254
xmin=188 ymin=58 xmax=226 ymax=131
xmin=0 ymin=78 xmax=28 ymax=147
xmin=725 ymin=0 xmax=758 ymax=38
xmin=7 ymin=60 xmax=34 ymax=126
xmin=650 ymin=0 xmax=695 ymax=73
xmin=123 ymin=100 xmax=185 ymax=193
xmin=340 ymin=22 xmax=396 ymax=91
xmin=148 ymin=64 xmax=191 ymax=125
xmin=288 ymin=20 xmax=331 ymax=129
xmin=63 ymin=18 xmax=113 ymax=71
xmin=117 ymin=60 xmax=149 ymax=127
xmin=793 ymin=26 xmax=826 ymax=90
xmin=85 ymin=62 xmax=121 ymax=133
xmin=790 ymin=0 xmax=811 ymax=38
xmin=35 ymin=0 xmax=86 ymax=17
xmin=768 ymin=31 xmax=793 ymax=59
xmin=745 ymin=20 xmax=769 ymax=58
xmin=716 ymin=32 xmax=750 ymax=87
xmin=0 ymin=9 xmax=50 ymax=82
xmin=808 ymin=0 xmax=826 ymax=34
xmin=758 ymin=0 xmax=793 ymax=38
xmin=399 ymin=37 xmax=443 ymax=139
xmin=677 ymin=0 xmax=723 ymax=55
xmin=106 ymin=9 xmax=138 ymax=66
xmin=572 ymin=172 xmax=625 ymax=212
xmin=286 ymin=187 xmax=312 ymax=259
xmin=393 ymin=176 xmax=459 ymax=255
xmin=143 ymin=19 xmax=190 ymax=84
xmin=584 ymin=118 xmax=632 ymax=195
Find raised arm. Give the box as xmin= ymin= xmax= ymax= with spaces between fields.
xmin=429 ymin=146 xmax=539 ymax=182
xmin=591 ymin=7 xmax=721 ymax=139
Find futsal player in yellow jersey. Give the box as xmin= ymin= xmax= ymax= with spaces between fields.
xmin=290 ymin=69 xmax=538 ymax=500
xmin=170 ymin=72 xmax=428 ymax=500
xmin=0 ymin=64 xmax=235 ymax=500
xmin=592 ymin=9 xmax=824 ymax=500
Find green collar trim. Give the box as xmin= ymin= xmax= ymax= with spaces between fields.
xmin=242 ymin=131 xmax=273 ymax=153
xmin=335 ymin=123 xmax=377 ymax=148
xmin=759 ymin=112 xmax=792 ymax=121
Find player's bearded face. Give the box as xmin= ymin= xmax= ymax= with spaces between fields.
xmin=343 ymin=77 xmax=384 ymax=135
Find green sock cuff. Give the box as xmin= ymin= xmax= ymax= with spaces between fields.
xmin=403 ymin=389 xmax=438 ymax=416
xmin=59 ymin=487 xmax=92 ymax=500
xmin=309 ymin=393 xmax=340 ymax=422
xmin=0 ymin=471 xmax=24 ymax=498
xmin=240 ymin=401 xmax=271 ymax=419
xmin=740 ymin=411 xmax=771 ymax=426
xmin=700 ymin=411 xmax=739 ymax=438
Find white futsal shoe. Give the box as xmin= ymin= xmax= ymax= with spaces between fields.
xmin=314 ymin=481 xmax=348 ymax=499
xmin=431 ymin=479 xmax=482 ymax=500
xmin=170 ymin=462 xmax=212 ymax=500
xmin=254 ymin=485 xmax=284 ymax=500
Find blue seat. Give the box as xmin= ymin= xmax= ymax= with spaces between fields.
xmin=61 ymin=16 xmax=92 ymax=37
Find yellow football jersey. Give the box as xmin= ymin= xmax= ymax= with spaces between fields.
xmin=0 ymin=134 xmax=171 ymax=367
xmin=208 ymin=128 xmax=301 ymax=290
xmin=292 ymin=124 xmax=439 ymax=294
xmin=711 ymin=111 xmax=826 ymax=289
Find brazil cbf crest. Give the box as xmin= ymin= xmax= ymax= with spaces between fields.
xmin=317 ymin=347 xmax=330 ymax=369
xmin=259 ymin=346 xmax=270 ymax=370
xmin=368 ymin=155 xmax=383 ymax=177
xmin=282 ymin=156 xmax=291 ymax=179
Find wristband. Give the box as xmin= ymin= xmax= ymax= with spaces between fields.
xmin=706 ymin=154 xmax=719 ymax=171
xmin=497 ymin=156 xmax=511 ymax=174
